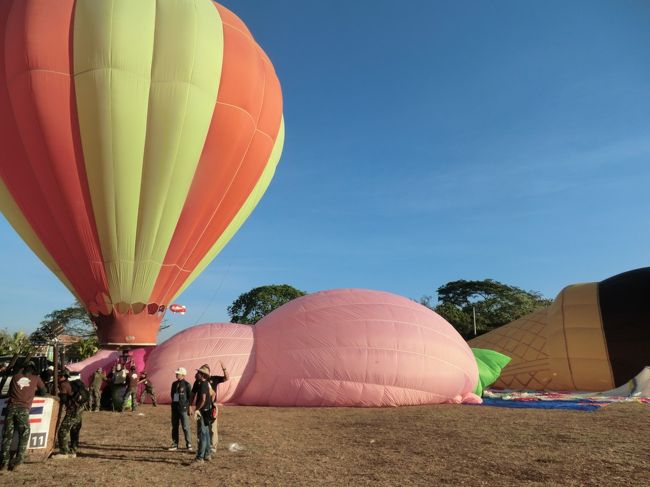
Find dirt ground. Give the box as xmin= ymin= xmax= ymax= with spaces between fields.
xmin=1 ymin=402 xmax=648 ymax=486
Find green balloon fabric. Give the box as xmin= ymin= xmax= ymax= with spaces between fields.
xmin=472 ymin=348 xmax=512 ymax=396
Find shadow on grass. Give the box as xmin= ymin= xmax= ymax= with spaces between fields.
xmin=78 ymin=442 xmax=192 ymax=453
xmin=76 ymin=451 xmax=182 ymax=465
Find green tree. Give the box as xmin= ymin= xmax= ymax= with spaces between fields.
xmin=227 ymin=284 xmax=306 ymax=324
xmin=66 ymin=336 xmax=99 ymax=362
xmin=29 ymin=301 xmax=96 ymax=360
xmin=421 ymin=279 xmax=552 ymax=339
xmin=0 ymin=330 xmax=34 ymax=355
xmin=36 ymin=300 xmax=95 ymax=338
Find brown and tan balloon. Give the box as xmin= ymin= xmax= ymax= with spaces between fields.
xmin=469 ymin=268 xmax=650 ymax=391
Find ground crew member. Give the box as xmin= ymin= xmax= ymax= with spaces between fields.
xmin=208 ymin=362 xmax=229 ymax=452
xmin=169 ymin=367 xmax=192 ymax=451
xmin=0 ymin=362 xmax=46 ymax=471
xmin=88 ymin=367 xmax=106 ymax=412
xmin=52 ymin=371 xmax=85 ymax=459
xmin=138 ymin=371 xmax=157 ymax=406
xmin=122 ymin=366 xmax=139 ymax=412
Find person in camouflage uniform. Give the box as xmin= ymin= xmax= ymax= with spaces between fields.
xmin=88 ymin=367 xmax=106 ymax=412
xmin=0 ymin=362 xmax=46 ymax=472
xmin=138 ymin=371 xmax=157 ymax=406
xmin=122 ymin=366 xmax=139 ymax=412
xmin=52 ymin=372 xmax=84 ymax=459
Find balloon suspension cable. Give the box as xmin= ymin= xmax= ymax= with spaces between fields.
xmin=193 ymin=261 xmax=232 ymax=327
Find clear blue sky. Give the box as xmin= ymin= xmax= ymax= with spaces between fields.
xmin=1 ymin=0 xmax=649 ymax=341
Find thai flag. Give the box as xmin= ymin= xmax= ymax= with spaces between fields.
xmin=0 ymin=399 xmax=46 ymax=425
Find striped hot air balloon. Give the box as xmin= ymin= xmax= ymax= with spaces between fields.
xmin=0 ymin=0 xmax=284 ymax=346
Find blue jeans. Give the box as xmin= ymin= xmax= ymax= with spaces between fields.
xmin=196 ymin=412 xmax=211 ymax=460
xmin=171 ymin=405 xmax=191 ymax=448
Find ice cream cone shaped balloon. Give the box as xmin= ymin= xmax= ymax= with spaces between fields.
xmin=470 ymin=268 xmax=650 ymax=391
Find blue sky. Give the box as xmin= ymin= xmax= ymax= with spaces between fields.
xmin=1 ymin=0 xmax=649 ymax=341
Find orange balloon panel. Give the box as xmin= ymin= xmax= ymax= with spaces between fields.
xmin=0 ymin=0 xmax=284 ymax=346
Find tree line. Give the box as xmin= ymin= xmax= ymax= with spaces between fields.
xmin=228 ymin=280 xmax=552 ymax=340
xmin=0 ymin=279 xmax=552 ymax=358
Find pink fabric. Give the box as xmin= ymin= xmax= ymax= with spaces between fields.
xmin=146 ymin=323 xmax=255 ymax=404
xmin=237 ymin=289 xmax=480 ymax=407
xmin=68 ymin=347 xmax=152 ymax=385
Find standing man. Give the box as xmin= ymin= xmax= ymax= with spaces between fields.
xmin=52 ymin=371 xmax=85 ymax=459
xmin=169 ymin=367 xmax=192 ymax=451
xmin=122 ymin=366 xmax=139 ymax=412
xmin=88 ymin=367 xmax=106 ymax=412
xmin=40 ymin=365 xmax=55 ymax=394
xmin=208 ymin=361 xmax=229 ymax=453
xmin=189 ymin=365 xmax=212 ymax=464
xmin=138 ymin=371 xmax=157 ymax=407
xmin=0 ymin=362 xmax=46 ymax=471
xmin=112 ymin=363 xmax=127 ymax=411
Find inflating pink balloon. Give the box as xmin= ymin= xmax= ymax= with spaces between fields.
xmin=237 ymin=289 xmax=480 ymax=407
xmin=146 ymin=323 xmax=255 ymax=404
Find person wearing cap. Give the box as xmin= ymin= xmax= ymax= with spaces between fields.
xmin=122 ymin=366 xmax=139 ymax=412
xmin=208 ymin=361 xmax=229 ymax=453
xmin=40 ymin=365 xmax=55 ymax=394
xmin=189 ymin=365 xmax=213 ymax=463
xmin=0 ymin=361 xmax=46 ymax=471
xmin=191 ymin=362 xmax=230 ymax=453
xmin=111 ymin=363 xmax=127 ymax=412
xmin=169 ymin=367 xmax=192 ymax=451
xmin=88 ymin=367 xmax=107 ymax=412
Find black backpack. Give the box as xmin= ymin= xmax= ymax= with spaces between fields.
xmin=70 ymin=379 xmax=90 ymax=406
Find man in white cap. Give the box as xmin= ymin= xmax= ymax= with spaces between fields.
xmin=169 ymin=367 xmax=192 ymax=451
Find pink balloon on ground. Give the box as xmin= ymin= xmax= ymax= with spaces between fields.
xmin=146 ymin=323 xmax=255 ymax=404
xmin=68 ymin=347 xmax=152 ymax=384
xmin=237 ymin=289 xmax=480 ymax=407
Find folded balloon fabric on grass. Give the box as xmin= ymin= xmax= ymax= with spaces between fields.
xmin=480 ymin=372 xmax=650 ymax=410
xmin=480 ymin=397 xmax=609 ymax=411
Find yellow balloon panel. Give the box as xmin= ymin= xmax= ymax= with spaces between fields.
xmin=470 ymin=283 xmax=615 ymax=391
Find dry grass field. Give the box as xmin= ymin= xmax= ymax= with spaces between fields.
xmin=1 ymin=402 xmax=648 ymax=486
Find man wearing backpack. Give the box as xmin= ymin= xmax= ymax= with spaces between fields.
xmin=52 ymin=371 xmax=87 ymax=459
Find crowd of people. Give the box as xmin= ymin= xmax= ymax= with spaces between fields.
xmin=0 ymin=356 xmax=229 ymax=471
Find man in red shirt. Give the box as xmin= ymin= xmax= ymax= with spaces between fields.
xmin=0 ymin=362 xmax=46 ymax=471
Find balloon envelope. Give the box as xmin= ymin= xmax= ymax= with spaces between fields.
xmin=146 ymin=323 xmax=255 ymax=404
xmin=0 ymin=0 xmax=283 ymax=346
xmin=237 ymin=289 xmax=480 ymax=407
xmin=469 ymin=267 xmax=650 ymax=391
